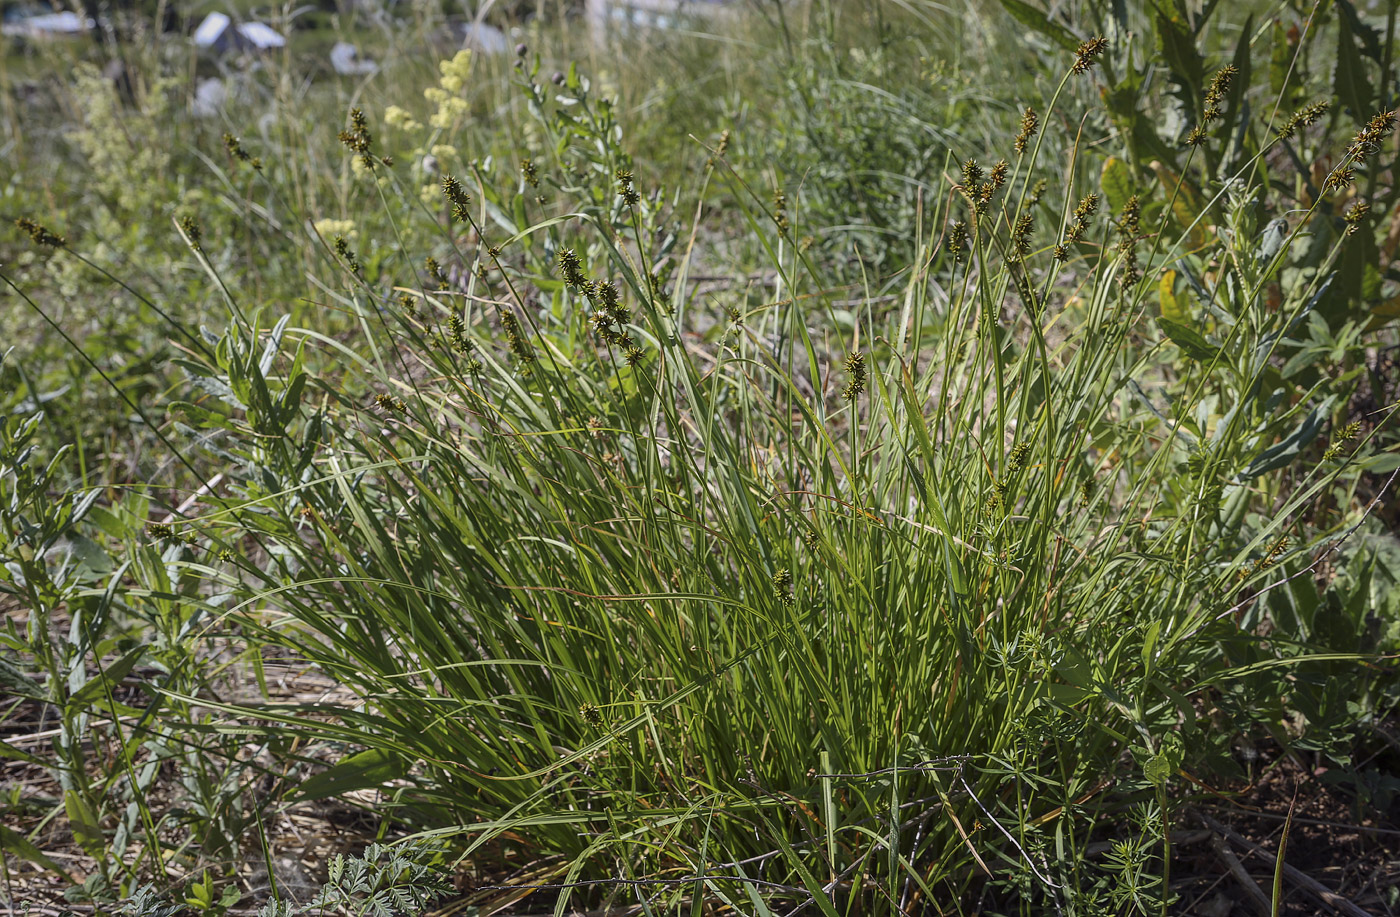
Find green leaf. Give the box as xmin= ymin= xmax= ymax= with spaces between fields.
xmin=0 ymin=824 xmax=73 ymax=881
xmin=1270 ymin=19 xmax=1301 ymax=106
xmin=1155 ymin=10 xmax=1206 ymax=106
xmin=0 ymin=656 xmax=42 ymax=700
xmin=54 ymin=534 xmax=113 ymax=577
xmin=1240 ymin=395 xmax=1337 ymax=480
xmin=1336 ymin=0 xmax=1384 ymax=63
xmin=293 ymin=747 xmax=410 ymax=802
xmin=1141 ymin=620 xmax=1161 ymax=670
xmin=1335 ymin=12 xmax=1374 ymax=118
xmin=0 ymin=737 xmax=43 ymax=765
xmin=64 ymin=789 xmax=105 ymax=859
xmin=68 ymin=645 xmax=145 ymax=712
xmin=1157 ymin=318 xmax=1219 ymax=362
xmin=1143 ymin=733 xmax=1184 ymax=787
xmin=1101 ymin=156 xmax=1133 ymax=214
xmin=995 ymin=0 xmax=1080 ymax=52
xmin=1359 ymin=452 xmax=1400 ymax=474
xmin=1143 ymin=750 xmax=1174 ymax=787
xmin=1220 ymin=14 xmax=1254 ymax=134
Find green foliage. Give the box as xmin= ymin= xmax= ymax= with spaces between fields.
xmin=2 ymin=1 xmax=1399 ymax=914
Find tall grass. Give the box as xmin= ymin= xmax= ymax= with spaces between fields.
xmin=138 ymin=28 xmax=1396 ymax=917
xmin=3 ymin=2 xmax=1399 ymax=913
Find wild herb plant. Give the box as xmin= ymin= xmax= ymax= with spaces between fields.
xmin=3 ymin=1 xmax=1399 ymax=913
xmin=92 ymin=23 xmax=1389 ymax=914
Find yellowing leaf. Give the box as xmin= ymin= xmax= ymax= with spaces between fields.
xmin=1150 ymin=161 xmax=1208 ymax=250
xmin=1159 ymin=269 xmax=1188 ymax=323
xmin=1101 ymin=156 xmax=1133 ymax=214
xmin=1365 ymin=293 xmax=1400 ymax=331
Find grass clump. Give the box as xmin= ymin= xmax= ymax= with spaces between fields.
xmin=3 ymin=1 xmax=1400 ymax=914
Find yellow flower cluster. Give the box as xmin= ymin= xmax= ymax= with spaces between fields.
xmin=424 ymin=50 xmax=472 ymax=130
xmin=383 ymin=105 xmax=422 ymax=132
xmin=438 ymin=49 xmax=472 ymax=93
xmin=313 ymin=218 xmax=357 ymax=241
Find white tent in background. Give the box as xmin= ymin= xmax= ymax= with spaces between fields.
xmin=1 ymin=10 xmax=94 ymax=38
xmin=190 ymin=78 xmax=228 ymax=118
xmin=193 ymin=12 xmax=286 ymax=53
xmin=585 ymin=0 xmax=732 ymax=35
xmin=236 ymin=21 xmax=285 ymax=49
xmin=459 ymin=21 xmax=507 ymax=54
xmin=330 ymin=41 xmax=378 ymax=75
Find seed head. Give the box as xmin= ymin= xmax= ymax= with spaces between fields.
xmin=521 ymin=157 xmax=539 ymax=188
xmin=501 ymin=310 xmax=534 ymax=365
xmin=557 ymin=248 xmax=586 ymax=287
xmin=1344 ymin=200 xmax=1370 ymax=235
xmin=1116 ymin=195 xmax=1141 ymax=238
xmin=1008 ymin=441 xmax=1032 ymax=473
xmin=843 ymin=350 xmax=867 ymax=400
xmin=179 ymin=215 xmax=202 ymax=251
xmin=1114 ymin=196 xmax=1142 ymax=287
xmin=598 ymin=278 xmax=620 ymax=308
xmin=442 ymin=175 xmax=471 ymax=222
xmin=975 ymin=183 xmax=995 ymax=214
xmin=1277 ymin=100 xmax=1330 ymax=139
xmin=616 ymin=168 xmax=639 ymax=206
xmin=1348 ymin=109 xmax=1397 ymax=163
xmin=1010 ymin=212 xmax=1034 ymax=259
xmin=1324 ymin=166 xmax=1355 ymax=194
xmin=1073 ymin=36 xmax=1108 ymax=75
xmin=1063 ymin=193 xmax=1098 ymax=246
xmin=16 ymin=218 xmax=65 ymax=248
xmin=1258 ymin=537 xmax=1288 ymax=570
xmin=1323 ymin=419 xmax=1363 ymax=460
xmin=1015 ymin=107 xmax=1039 ymax=155
xmin=772 ymin=567 xmax=794 ymax=607
xmin=333 ymin=236 xmax=361 ymax=274
xmin=985 ymin=480 xmax=1008 ymax=514
xmin=946 ymin=220 xmax=969 ymax=263
xmin=446 ymin=314 xmax=471 ymax=354
xmin=374 ymin=393 xmax=407 ymax=413
xmin=1202 ymin=66 xmax=1237 ymax=122
xmin=222 ymin=132 xmax=262 ymax=170
xmin=989 ymin=159 xmax=1009 ymax=191
xmin=961 ymin=158 xmax=984 ymax=190
xmin=425 ymin=256 xmax=448 ymax=289
xmin=579 ymin=703 xmax=604 ymax=729
xmin=338 ymin=108 xmax=375 ymax=168
xmin=773 ymin=187 xmax=790 ymax=235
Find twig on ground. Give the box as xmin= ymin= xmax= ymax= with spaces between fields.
xmin=1211 ymin=832 xmax=1272 ymax=917
xmin=1197 ymin=811 xmax=1375 ymax=917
